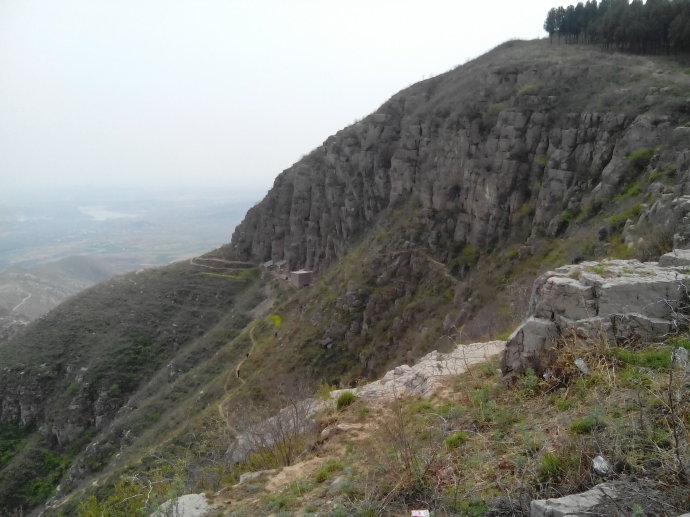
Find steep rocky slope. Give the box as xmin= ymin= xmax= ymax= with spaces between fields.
xmin=227 ymin=40 xmax=690 ymax=272
xmin=3 ymin=39 xmax=690 ymax=515
xmin=165 ymin=251 xmax=690 ymax=516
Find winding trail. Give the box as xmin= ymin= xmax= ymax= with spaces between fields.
xmin=11 ymin=292 xmax=32 ymax=313
xmin=234 ymin=323 xmax=258 ymax=385
xmin=218 ymin=322 xmax=262 ymax=433
xmin=189 ymin=257 xmax=255 ymax=271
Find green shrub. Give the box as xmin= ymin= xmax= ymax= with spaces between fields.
xmin=437 ymin=401 xmax=463 ymax=419
xmin=584 ymin=265 xmax=609 ymax=276
xmin=518 ymin=368 xmax=540 ymax=396
xmin=606 ymin=203 xmax=643 ymax=227
xmin=538 ymin=452 xmax=572 ymax=482
xmin=485 ymin=102 xmax=507 ymax=117
xmin=627 ymin=147 xmax=655 ymax=173
xmin=408 ymin=400 xmax=434 ymax=414
xmin=445 ymin=497 xmax=488 ymax=517
xmin=267 ymin=313 xmax=283 ymax=327
xmin=314 ymin=459 xmax=344 ymax=483
xmin=560 ymin=208 xmax=579 ymax=223
xmin=548 ymin=394 xmax=574 ymax=411
xmin=445 ymin=431 xmax=470 ymax=448
xmin=665 ymin=335 xmax=690 ymax=350
xmin=615 ymin=181 xmax=642 ymax=200
xmin=613 ymin=347 xmax=671 ymax=369
xmin=316 ymin=382 xmax=336 ymax=401
xmin=570 ymin=413 xmax=606 ymax=434
xmin=336 ymin=391 xmax=356 ymax=410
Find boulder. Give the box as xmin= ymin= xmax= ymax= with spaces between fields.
xmin=500 ymin=318 xmax=558 ymax=376
xmin=659 ymin=249 xmax=690 ymax=267
xmin=149 ymin=494 xmax=210 ymax=517
xmin=320 ymin=423 xmax=363 ymax=440
xmin=233 ymin=469 xmax=279 ymax=487
xmin=226 ymin=398 xmax=323 ymax=464
xmin=502 ymin=253 xmax=690 ymax=378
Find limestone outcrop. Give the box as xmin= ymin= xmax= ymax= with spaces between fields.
xmin=227 ymin=340 xmax=504 ymax=465
xmin=501 ymin=250 xmax=690 ymax=378
xmin=331 ymin=340 xmax=505 ymax=400
xmin=226 ymin=42 xmax=690 ymax=273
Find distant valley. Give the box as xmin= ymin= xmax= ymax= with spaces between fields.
xmin=0 ymin=187 xmax=261 ymax=337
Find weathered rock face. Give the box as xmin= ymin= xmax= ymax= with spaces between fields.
xmin=227 ymin=41 xmax=690 ymax=272
xmin=331 ymin=340 xmax=505 ymax=400
xmin=501 ymin=250 xmax=690 ymax=378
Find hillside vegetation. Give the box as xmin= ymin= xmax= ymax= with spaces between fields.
xmin=2 ymin=38 xmax=690 ymax=515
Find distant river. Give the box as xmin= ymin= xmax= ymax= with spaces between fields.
xmin=78 ymin=206 xmax=137 ymax=221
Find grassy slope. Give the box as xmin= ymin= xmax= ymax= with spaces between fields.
xmin=222 ymin=335 xmax=690 ymax=516
xmin=0 ymin=261 xmax=270 ymax=513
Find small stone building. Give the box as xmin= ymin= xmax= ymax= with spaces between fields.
xmin=289 ymin=269 xmax=313 ymax=288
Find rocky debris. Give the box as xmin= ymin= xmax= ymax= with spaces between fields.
xmin=226 ymin=398 xmax=322 ymax=465
xmin=501 ymin=254 xmax=690 ymax=378
xmin=149 ymin=493 xmax=211 ymax=517
xmin=331 ymin=341 xmax=505 ymax=401
xmin=673 ymin=346 xmax=689 ymax=368
xmin=232 ymin=469 xmax=279 ymax=488
xmin=328 ymin=474 xmax=349 ymax=495
xmin=227 ymin=341 xmax=503 ymax=464
xmin=319 ymin=422 xmax=363 ymax=440
xmin=591 ymin=455 xmax=612 ymax=476
xmin=573 ymin=358 xmax=589 ymax=374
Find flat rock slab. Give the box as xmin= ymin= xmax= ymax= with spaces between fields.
xmin=332 ymin=341 xmax=505 ymax=400
xmin=530 ymin=483 xmax=617 ymax=517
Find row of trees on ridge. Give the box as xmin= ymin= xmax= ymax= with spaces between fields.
xmin=544 ymin=0 xmax=690 ymax=53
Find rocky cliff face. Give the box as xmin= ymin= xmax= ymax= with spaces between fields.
xmin=228 ymin=41 xmax=690 ymax=272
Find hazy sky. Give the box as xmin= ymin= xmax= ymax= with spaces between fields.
xmin=0 ymin=0 xmax=556 ymax=195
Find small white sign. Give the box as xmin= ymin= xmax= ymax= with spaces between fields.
xmin=411 ymin=511 xmax=430 ymax=517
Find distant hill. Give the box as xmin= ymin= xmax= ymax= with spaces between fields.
xmin=0 ymin=255 xmax=119 ymax=340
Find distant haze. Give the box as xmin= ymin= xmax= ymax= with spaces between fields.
xmin=0 ymin=0 xmax=556 ymax=197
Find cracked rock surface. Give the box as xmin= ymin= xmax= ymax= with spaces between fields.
xmin=501 ymin=250 xmax=690 ymax=378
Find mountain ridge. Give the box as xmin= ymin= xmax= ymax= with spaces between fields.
xmin=226 ymin=39 xmax=690 ymax=272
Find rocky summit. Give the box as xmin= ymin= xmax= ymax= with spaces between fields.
xmin=2 ymin=39 xmax=690 ymax=516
